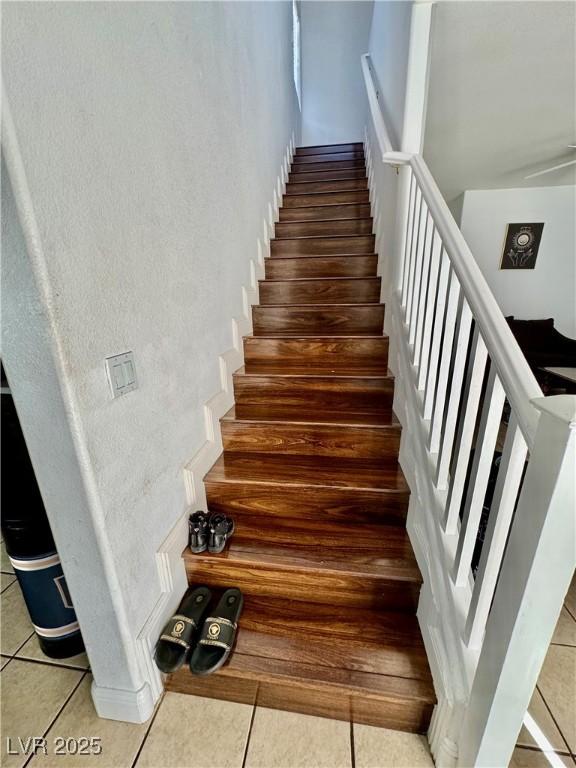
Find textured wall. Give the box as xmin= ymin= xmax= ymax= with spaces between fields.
xmin=460 ymin=185 xmax=576 ymax=337
xmin=367 ymin=0 xmax=412 ymax=150
xmin=300 ymin=1 xmax=373 ymax=146
xmin=2 ymin=0 xmax=298 ymax=700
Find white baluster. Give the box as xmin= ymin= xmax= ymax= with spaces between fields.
xmin=417 ymin=230 xmax=442 ymax=391
xmin=464 ymin=415 xmax=528 ymax=648
xmin=403 ymin=185 xmax=421 ymax=313
xmin=405 ymin=189 xmax=424 ymax=326
xmin=443 ymin=328 xmax=488 ymax=533
xmin=400 ymin=173 xmax=415 ymax=302
xmin=428 ymin=271 xmax=461 ymax=455
xmin=408 ymin=202 xmax=430 ymax=345
xmin=453 ymin=365 xmax=506 ymax=586
xmin=423 ymin=251 xmax=450 ymax=418
xmin=413 ymin=212 xmax=435 ymax=364
xmin=435 ymin=300 xmax=473 ymax=489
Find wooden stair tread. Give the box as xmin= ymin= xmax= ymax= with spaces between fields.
xmin=167 ymin=650 xmax=434 ymax=706
xmin=222 ymin=404 xmax=398 ymax=428
xmin=183 ymin=521 xmax=420 ymax=581
xmin=205 ymin=452 xmax=408 ymax=493
xmin=169 ymin=597 xmax=431 ymax=684
xmin=236 ymin=364 xmax=391 ymax=378
xmin=243 ymin=362 xmax=388 ymax=375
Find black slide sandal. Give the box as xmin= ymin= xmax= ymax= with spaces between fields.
xmin=189 ymin=588 xmax=243 ymax=676
xmin=154 ymin=585 xmax=211 ymax=673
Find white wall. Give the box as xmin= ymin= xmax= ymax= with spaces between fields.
xmin=300 ymin=1 xmax=373 ymax=146
xmin=2 ymin=0 xmax=298 ymax=718
xmin=367 ymin=1 xmax=413 ymax=149
xmin=459 ymin=185 xmax=576 ymax=337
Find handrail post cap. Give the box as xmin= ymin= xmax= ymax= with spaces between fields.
xmin=530 ymin=394 xmax=576 ymax=427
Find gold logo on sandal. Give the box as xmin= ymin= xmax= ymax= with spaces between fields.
xmin=172 ymin=621 xmax=185 ymax=637
xmin=208 ymin=623 xmax=221 ymax=639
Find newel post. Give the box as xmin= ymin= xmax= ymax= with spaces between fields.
xmin=458 ymin=395 xmax=576 ymax=768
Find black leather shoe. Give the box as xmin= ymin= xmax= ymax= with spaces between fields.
xmin=189 ymin=511 xmax=208 ymax=553
xmin=207 ymin=513 xmax=235 ymax=554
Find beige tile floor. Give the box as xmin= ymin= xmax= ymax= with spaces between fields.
xmin=1 ymin=562 xmax=575 ymax=768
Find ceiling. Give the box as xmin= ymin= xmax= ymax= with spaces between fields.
xmin=423 ymin=1 xmax=576 ymax=203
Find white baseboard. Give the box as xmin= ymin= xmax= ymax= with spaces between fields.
xmin=124 ymin=135 xmax=295 ymax=721
xmin=91 ymin=679 xmax=156 ymax=724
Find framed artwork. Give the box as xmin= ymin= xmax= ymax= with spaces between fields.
xmin=500 ymin=223 xmax=544 ymax=270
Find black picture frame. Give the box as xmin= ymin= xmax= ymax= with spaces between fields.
xmin=500 ymin=223 xmax=544 ymax=270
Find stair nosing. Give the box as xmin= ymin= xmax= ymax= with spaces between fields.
xmin=204 ymin=472 xmax=406 ymax=495
xmin=266 ymin=253 xmax=376 ymax=261
xmin=234 ymin=364 xmax=392 ymax=380
xmin=271 ymin=234 xmax=375 ymax=243
xmin=221 ymin=409 xmax=399 ymax=431
xmin=253 ymin=302 xmax=383 ymax=308
xmin=276 ymin=216 xmax=373 ymax=226
xmin=288 ymin=175 xmax=367 ymax=184
xmin=244 ymin=333 xmax=388 ymax=339
xmin=185 ymin=546 xmax=420 ymax=584
xmin=258 ymin=276 xmax=380 ymax=284
xmin=281 ymin=198 xmax=370 ymax=208
xmin=284 ymin=189 xmax=368 ymax=198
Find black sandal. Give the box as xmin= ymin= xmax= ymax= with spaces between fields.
xmin=189 ymin=588 xmax=243 ymax=675
xmin=189 ymin=511 xmax=209 ymax=553
xmin=208 ymin=513 xmax=235 ymax=554
xmin=154 ymin=585 xmax=211 ymax=673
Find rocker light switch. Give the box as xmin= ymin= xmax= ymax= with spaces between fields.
xmin=105 ymin=352 xmax=138 ymax=398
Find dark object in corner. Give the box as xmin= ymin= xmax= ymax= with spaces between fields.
xmin=506 ymin=317 xmax=576 ymax=391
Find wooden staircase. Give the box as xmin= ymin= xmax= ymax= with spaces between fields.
xmin=167 ymin=142 xmax=435 ymax=732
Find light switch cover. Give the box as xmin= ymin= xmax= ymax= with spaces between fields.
xmin=105 ymin=352 xmax=138 ymax=398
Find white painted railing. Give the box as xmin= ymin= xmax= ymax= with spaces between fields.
xmin=362 ymin=52 xmax=576 ymax=768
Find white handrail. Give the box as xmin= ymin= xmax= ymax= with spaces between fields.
xmin=361 ymin=54 xmax=410 ymax=166
xmin=362 ymin=51 xmax=542 ymax=446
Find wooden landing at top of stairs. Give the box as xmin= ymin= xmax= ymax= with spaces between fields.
xmin=168 ymin=142 xmax=435 ymax=733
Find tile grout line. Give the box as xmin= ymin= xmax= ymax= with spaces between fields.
xmin=22 ymin=670 xmax=88 ymax=768
xmin=241 ymin=702 xmax=257 ymax=768
xmin=550 ymin=642 xmax=576 ymax=649
xmin=350 ymin=720 xmax=356 ymax=768
xmin=130 ymin=693 xmax=165 ymax=768
xmin=12 ymin=654 xmax=89 ymax=673
xmin=536 ymin=682 xmax=575 ymax=758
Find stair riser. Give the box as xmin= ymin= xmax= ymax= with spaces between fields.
xmin=286 ymin=178 xmax=367 ymax=195
xmin=252 ymin=305 xmax=385 ymax=336
xmin=265 ymin=255 xmax=378 ymax=280
xmin=259 ymin=278 xmax=381 ymax=305
xmin=271 ymin=235 xmax=375 ymax=256
xmin=279 ymin=203 xmax=372 ymax=222
xmin=295 ymin=142 xmax=363 ymax=156
xmin=185 ymin=557 xmax=418 ymax=611
xmin=166 ymin=672 xmax=432 ymax=732
xmin=291 ymin=159 xmax=366 ymax=173
xmin=293 ymin=151 xmax=364 ymax=164
xmin=233 ymin=374 xmax=393 ymax=413
xmin=289 ymin=168 xmax=366 ymax=183
xmin=275 ymin=219 xmax=373 ymax=238
xmin=204 ymin=482 xmax=408 ymax=525
xmin=283 ymin=190 xmax=370 ymax=208
xmin=221 ymin=420 xmax=400 ymax=459
xmin=243 ymin=336 xmax=389 ymax=370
